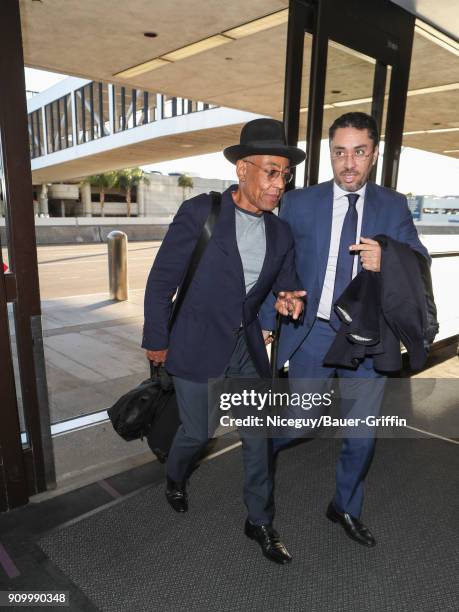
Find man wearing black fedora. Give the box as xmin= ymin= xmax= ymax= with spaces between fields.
xmin=142 ymin=118 xmax=305 ymax=564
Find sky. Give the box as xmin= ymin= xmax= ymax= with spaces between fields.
xmin=142 ymin=141 xmax=459 ymax=195
xmin=25 ymin=68 xmax=459 ymax=196
xmin=25 ymin=67 xmax=68 ymax=94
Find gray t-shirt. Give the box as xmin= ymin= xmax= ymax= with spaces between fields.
xmin=235 ymin=205 xmax=266 ymax=293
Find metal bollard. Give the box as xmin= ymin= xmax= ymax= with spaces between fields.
xmin=107 ymin=230 xmax=128 ymax=301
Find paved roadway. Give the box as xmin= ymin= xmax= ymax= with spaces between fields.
xmin=34 ymin=242 xmax=161 ymax=299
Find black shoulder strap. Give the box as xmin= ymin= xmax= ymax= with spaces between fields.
xmin=168 ymin=191 xmax=222 ymax=331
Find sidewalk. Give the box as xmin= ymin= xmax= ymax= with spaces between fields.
xmin=41 ymin=290 xmax=148 ymax=423
xmin=8 ymin=290 xmax=155 ymax=488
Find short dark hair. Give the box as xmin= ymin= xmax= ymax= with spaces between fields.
xmin=329 ymin=112 xmax=379 ymax=146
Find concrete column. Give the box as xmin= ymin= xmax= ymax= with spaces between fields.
xmin=39 ymin=184 xmax=49 ymax=217
xmin=137 ymin=179 xmax=146 ymax=216
xmin=80 ymin=182 xmax=92 ymax=217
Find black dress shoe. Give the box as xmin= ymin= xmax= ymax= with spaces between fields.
xmin=244 ymin=520 xmax=292 ymax=564
xmin=165 ymin=477 xmax=188 ymax=513
xmin=326 ymin=502 xmax=376 ymax=547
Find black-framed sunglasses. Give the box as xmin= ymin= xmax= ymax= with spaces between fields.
xmin=243 ymin=159 xmax=294 ymax=184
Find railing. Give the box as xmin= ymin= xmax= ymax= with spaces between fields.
xmin=27 ymin=81 xmax=218 ymax=160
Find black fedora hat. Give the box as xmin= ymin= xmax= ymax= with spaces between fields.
xmin=224 ymin=118 xmax=306 ymax=166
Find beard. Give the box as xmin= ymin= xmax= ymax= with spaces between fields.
xmin=336 ymin=170 xmax=368 ymax=192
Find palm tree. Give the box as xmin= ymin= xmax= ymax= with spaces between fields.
xmin=87 ymin=172 xmax=117 ymax=217
xmin=177 ymin=174 xmax=194 ymax=201
xmin=115 ymin=168 xmax=149 ymax=217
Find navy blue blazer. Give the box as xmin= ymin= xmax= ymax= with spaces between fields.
xmin=259 ymin=180 xmax=430 ymax=368
xmin=142 ymin=186 xmax=301 ymax=382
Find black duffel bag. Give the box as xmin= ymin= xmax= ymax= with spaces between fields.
xmin=108 ymin=192 xmax=221 ymax=463
xmin=107 ymin=365 xmax=180 ymax=462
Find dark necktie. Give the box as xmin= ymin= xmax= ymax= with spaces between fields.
xmin=330 ymin=193 xmax=359 ymax=331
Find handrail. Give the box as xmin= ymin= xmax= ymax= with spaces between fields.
xmin=429 ymin=251 xmax=459 ymax=258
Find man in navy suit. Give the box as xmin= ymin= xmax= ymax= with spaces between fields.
xmin=142 ymin=118 xmax=305 ymax=564
xmin=260 ymin=112 xmax=429 ymax=547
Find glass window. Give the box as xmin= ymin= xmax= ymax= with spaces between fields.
xmin=84 ymin=83 xmax=92 ymax=142
xmin=28 ymin=110 xmax=45 ymax=159
xmin=147 ymin=92 xmax=157 ymax=122
xmin=52 ymin=100 xmax=59 ymax=151
xmin=135 ymin=89 xmax=146 ymax=126
xmin=44 ymin=95 xmax=73 ymax=153
xmin=65 ymin=94 xmax=73 ymax=147
xmin=45 ymin=104 xmax=53 ymax=151
xmin=125 ymin=89 xmax=134 ymax=129
xmin=101 ymin=83 xmax=110 ymax=136
xmin=113 ymin=85 xmax=125 ymax=132
xmin=162 ymin=95 xmax=173 ymax=119
xmin=28 ymin=114 xmax=34 ymax=158
xmin=75 ymin=88 xmax=84 ymax=144
xmin=74 ymin=82 xmax=108 ymax=142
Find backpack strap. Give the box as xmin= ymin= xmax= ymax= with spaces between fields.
xmin=168 ymin=191 xmax=222 ymax=331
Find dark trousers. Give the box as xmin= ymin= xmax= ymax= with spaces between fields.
xmin=167 ymin=330 xmax=274 ymax=526
xmin=274 ymin=319 xmax=386 ymax=518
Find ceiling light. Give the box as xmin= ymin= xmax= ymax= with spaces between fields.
xmin=300 ymin=104 xmax=340 ymax=113
xmin=162 ymin=34 xmax=232 ymax=61
xmin=403 ymin=128 xmax=459 ymax=136
xmin=333 ymin=96 xmax=372 ymax=107
xmin=427 ymin=127 xmax=459 ymax=134
xmin=403 ymin=130 xmax=426 ymax=136
xmin=115 ymin=10 xmax=288 ymax=79
xmin=115 ymin=58 xmax=171 ymax=78
xmin=407 ymin=82 xmax=459 ymax=97
xmin=415 ymin=20 xmax=459 ymax=57
xmin=299 ymin=81 xmax=458 ymax=114
xmin=223 ymin=9 xmax=288 ymax=39
xmin=443 ymin=149 xmax=459 ymax=153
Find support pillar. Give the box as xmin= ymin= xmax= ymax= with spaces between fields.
xmin=0 ymin=0 xmax=56 ymax=511
xmin=80 ymin=182 xmax=92 ymax=217
xmin=39 ymin=184 xmax=49 ymax=216
xmin=137 ymin=179 xmax=146 ymax=217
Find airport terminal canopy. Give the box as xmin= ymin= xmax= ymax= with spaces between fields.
xmin=20 ymin=0 xmax=459 ymax=162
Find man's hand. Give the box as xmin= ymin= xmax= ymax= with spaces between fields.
xmin=275 ymin=290 xmax=306 ymax=320
xmin=146 ymin=349 xmax=168 ymax=365
xmin=350 ymin=237 xmax=381 ymax=272
xmin=262 ymin=330 xmax=275 ymax=345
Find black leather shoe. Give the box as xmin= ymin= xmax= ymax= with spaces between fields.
xmin=165 ymin=477 xmax=188 ymax=513
xmin=326 ymin=502 xmax=376 ymax=547
xmin=244 ymin=520 xmax=292 ymax=564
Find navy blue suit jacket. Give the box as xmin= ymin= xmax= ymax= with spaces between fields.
xmin=142 ymin=186 xmax=300 ymax=382
xmin=259 ymin=180 xmax=429 ymax=368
